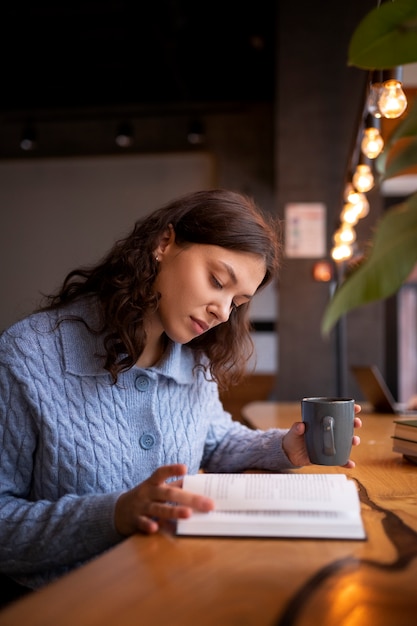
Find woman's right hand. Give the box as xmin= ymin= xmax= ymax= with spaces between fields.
xmin=114 ymin=463 xmax=214 ymax=536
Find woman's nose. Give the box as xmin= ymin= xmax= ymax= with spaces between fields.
xmin=208 ymin=299 xmax=231 ymax=324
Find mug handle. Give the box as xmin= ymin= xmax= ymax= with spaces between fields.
xmin=322 ymin=415 xmax=336 ymax=456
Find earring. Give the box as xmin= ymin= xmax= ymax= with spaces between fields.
xmin=155 ymin=254 xmax=159 ymax=262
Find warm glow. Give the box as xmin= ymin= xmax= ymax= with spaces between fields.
xmin=361 ymin=127 xmax=384 ymax=159
xmin=334 ymin=224 xmax=356 ymax=245
xmin=344 ymin=186 xmax=370 ymax=218
xmin=331 ymin=243 xmax=353 ymax=262
xmin=352 ymin=164 xmax=374 ymax=193
xmin=340 ymin=203 xmax=360 ymax=225
xmin=378 ymin=79 xmax=407 ymax=119
xmin=312 ymin=260 xmax=333 ymax=282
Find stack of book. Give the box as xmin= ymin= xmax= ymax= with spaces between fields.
xmin=392 ymin=418 xmax=417 ymax=464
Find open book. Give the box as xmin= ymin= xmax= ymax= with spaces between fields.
xmin=177 ymin=473 xmax=366 ymax=540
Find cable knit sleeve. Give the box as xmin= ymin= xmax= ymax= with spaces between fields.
xmin=0 ymin=321 xmax=124 ymax=589
xmin=200 ymin=376 xmax=297 ymax=473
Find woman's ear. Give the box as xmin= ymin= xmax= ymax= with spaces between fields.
xmin=155 ymin=224 xmax=175 ymax=258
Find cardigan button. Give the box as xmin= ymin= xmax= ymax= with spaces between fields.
xmin=139 ymin=433 xmax=156 ymax=450
xmin=135 ymin=375 xmax=150 ymax=392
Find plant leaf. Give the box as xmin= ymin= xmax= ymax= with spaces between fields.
xmin=376 ymin=99 xmax=417 ymax=175
xmin=385 ymin=98 xmax=417 ymax=143
xmin=348 ymin=0 xmax=417 ymax=69
xmin=382 ymin=137 xmax=417 ymax=179
xmin=322 ymin=194 xmax=417 ymax=335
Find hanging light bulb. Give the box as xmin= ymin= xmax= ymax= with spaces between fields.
xmin=378 ymin=79 xmax=407 ymax=119
xmin=353 ymin=197 xmax=369 ymax=219
xmin=361 ymin=127 xmax=384 ymax=159
xmin=377 ymin=68 xmax=407 ymax=119
xmin=344 ymin=185 xmax=370 ymax=218
xmin=340 ymin=203 xmax=360 ymax=226
xmin=333 ymin=224 xmax=356 ymax=245
xmin=331 ymin=243 xmax=353 ymax=262
xmin=352 ymin=163 xmax=374 ymax=193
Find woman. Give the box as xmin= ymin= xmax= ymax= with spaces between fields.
xmin=0 ymin=189 xmax=361 ymax=602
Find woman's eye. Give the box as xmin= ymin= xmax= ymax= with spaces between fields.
xmin=211 ymin=276 xmax=223 ymax=289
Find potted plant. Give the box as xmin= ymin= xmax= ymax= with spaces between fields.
xmin=322 ymin=0 xmax=417 ymax=334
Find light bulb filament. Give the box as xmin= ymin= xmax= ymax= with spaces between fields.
xmin=378 ymin=79 xmax=407 ymax=119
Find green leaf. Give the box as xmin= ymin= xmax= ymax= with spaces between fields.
xmin=385 ymin=98 xmax=417 ymax=144
xmin=348 ymin=0 xmax=417 ymax=69
xmin=383 ymin=136 xmax=417 ymax=179
xmin=375 ymin=100 xmax=417 ymax=179
xmin=376 ymin=99 xmax=417 ymax=175
xmin=322 ymin=194 xmax=417 ymax=335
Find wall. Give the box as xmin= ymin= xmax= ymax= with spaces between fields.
xmin=0 ymin=152 xmax=215 ymax=330
xmin=0 ymin=105 xmax=278 ymax=373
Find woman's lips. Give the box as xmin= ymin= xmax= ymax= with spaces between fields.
xmin=190 ymin=317 xmax=209 ymax=334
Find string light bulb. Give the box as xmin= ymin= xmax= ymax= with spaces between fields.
xmin=344 ymin=185 xmax=370 ymax=218
xmin=340 ymin=203 xmax=360 ymax=226
xmin=333 ymin=224 xmax=356 ymax=245
xmin=378 ymin=79 xmax=407 ymax=119
xmin=361 ymin=126 xmax=384 ymax=159
xmin=352 ymin=163 xmax=374 ymax=193
xmin=331 ymin=243 xmax=353 ymax=262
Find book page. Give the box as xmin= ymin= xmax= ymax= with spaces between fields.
xmin=182 ymin=473 xmax=358 ymax=513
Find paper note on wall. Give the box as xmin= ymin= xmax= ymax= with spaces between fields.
xmin=284 ymin=203 xmax=326 ymax=258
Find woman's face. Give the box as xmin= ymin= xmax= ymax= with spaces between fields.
xmin=152 ymin=234 xmax=266 ymax=344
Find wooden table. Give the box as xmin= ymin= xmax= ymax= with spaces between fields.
xmin=1 ymin=402 xmax=417 ymax=626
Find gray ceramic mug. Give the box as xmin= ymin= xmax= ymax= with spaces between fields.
xmin=301 ymin=397 xmax=355 ymax=465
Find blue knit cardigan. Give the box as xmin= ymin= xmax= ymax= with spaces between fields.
xmin=0 ymin=297 xmax=294 ymax=589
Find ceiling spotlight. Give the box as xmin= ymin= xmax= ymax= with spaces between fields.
xmin=20 ymin=124 xmax=37 ymax=151
xmin=115 ymin=122 xmax=134 ymax=148
xmin=187 ymin=119 xmax=205 ymax=145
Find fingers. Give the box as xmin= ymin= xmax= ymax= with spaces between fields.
xmin=291 ymin=421 xmax=305 ymax=435
xmin=115 ymin=464 xmax=215 ymax=537
xmin=148 ymin=463 xmax=188 ymax=485
xmin=136 ymin=516 xmax=160 ymax=534
xmin=153 ymin=482 xmax=214 ymax=512
xmin=282 ymin=422 xmax=311 ymax=467
xmin=354 ymin=403 xmax=362 ymax=414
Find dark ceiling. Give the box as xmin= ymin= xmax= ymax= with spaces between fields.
xmin=1 ymin=1 xmax=276 ymax=113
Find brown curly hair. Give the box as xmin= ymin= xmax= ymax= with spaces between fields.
xmin=40 ymin=189 xmax=281 ymax=389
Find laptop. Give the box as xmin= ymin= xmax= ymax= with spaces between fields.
xmin=351 ymin=365 xmax=417 ymax=415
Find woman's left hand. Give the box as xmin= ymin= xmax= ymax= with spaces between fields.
xmin=282 ymin=404 xmax=362 ymax=468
